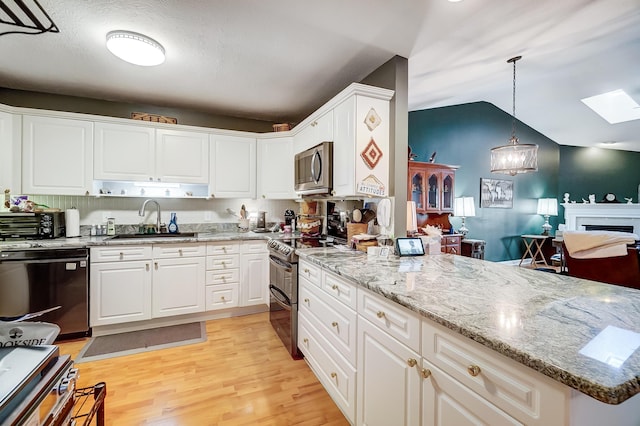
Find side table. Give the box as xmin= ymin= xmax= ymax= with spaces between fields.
xmin=461 ymin=239 xmax=485 ymax=259
xmin=519 ymin=234 xmax=550 ymax=268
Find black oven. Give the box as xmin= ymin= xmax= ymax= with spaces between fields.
xmin=268 ymin=239 xmax=302 ymax=360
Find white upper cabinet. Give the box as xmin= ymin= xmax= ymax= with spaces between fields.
xmin=94 ymin=122 xmax=155 ymax=181
xmin=210 ymin=134 xmax=256 ymax=198
xmin=333 ymin=94 xmax=391 ymax=198
xmin=0 ymin=110 xmax=21 ymax=195
xmin=156 ymin=128 xmax=209 ymax=184
xmin=293 ymin=110 xmax=333 ymax=154
xmin=257 ymin=136 xmax=296 ymax=199
xmin=22 ymin=115 xmax=93 ymax=195
xmin=94 ymin=123 xmax=209 ymax=184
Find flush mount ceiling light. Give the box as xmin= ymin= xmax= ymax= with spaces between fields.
xmin=106 ymin=30 xmax=165 ymax=66
xmin=581 ymin=89 xmax=640 ymax=124
xmin=490 ymin=55 xmax=538 ymax=176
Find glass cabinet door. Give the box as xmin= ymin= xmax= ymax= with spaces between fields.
xmin=427 ymin=173 xmax=439 ymax=210
xmin=410 ymin=171 xmax=425 ymax=211
xmin=442 ymin=173 xmax=454 ymax=211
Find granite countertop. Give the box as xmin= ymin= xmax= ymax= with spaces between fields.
xmin=296 ymin=247 xmax=640 ymax=405
xmin=0 ymin=231 xmax=278 ymax=250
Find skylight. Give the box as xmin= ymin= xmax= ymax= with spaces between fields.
xmin=581 ymin=89 xmax=640 ymax=124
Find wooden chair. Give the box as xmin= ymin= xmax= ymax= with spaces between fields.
xmin=562 ymin=243 xmax=640 ymax=289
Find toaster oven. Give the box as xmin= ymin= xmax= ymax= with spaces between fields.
xmin=0 ymin=212 xmax=66 ymax=240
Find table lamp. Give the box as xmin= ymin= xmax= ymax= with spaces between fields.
xmin=454 ymin=197 xmax=475 ymax=236
xmin=536 ymin=198 xmax=558 ymax=235
xmin=407 ymin=201 xmax=418 ymax=236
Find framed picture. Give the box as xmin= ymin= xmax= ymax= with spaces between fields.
xmin=480 ymin=178 xmax=513 ymax=208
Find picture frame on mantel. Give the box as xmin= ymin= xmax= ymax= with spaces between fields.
xmin=480 ymin=178 xmax=513 ymax=208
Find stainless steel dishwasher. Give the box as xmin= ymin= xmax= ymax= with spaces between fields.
xmin=0 ymin=247 xmax=90 ymax=340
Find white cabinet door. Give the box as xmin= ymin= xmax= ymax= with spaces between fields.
xmin=156 ymin=129 xmax=209 ymax=183
xmin=257 ymin=136 xmax=296 ymax=199
xmin=240 ymin=251 xmax=268 ymax=307
xmin=94 ymin=122 xmax=155 ymax=181
xmin=0 ymin=110 xmax=21 ymax=194
xmin=293 ymin=110 xmax=333 ymax=153
xmin=22 ymin=115 xmax=93 ymax=195
xmin=152 ymin=256 xmax=205 ymax=317
xmin=210 ymin=134 xmax=256 ymax=198
xmin=422 ymin=360 xmax=521 ymax=426
xmin=90 ymin=260 xmax=152 ymax=326
xmin=357 ymin=316 xmax=421 ymax=426
xmin=333 ymin=95 xmax=390 ymax=197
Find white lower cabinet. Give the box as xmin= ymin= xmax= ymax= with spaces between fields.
xmin=239 ymin=241 xmax=268 ymax=307
xmin=152 ymin=255 xmax=206 ymax=317
xmin=90 ymin=244 xmax=205 ymax=326
xmin=90 ymin=246 xmax=153 ymax=326
xmin=357 ymin=311 xmax=421 ymax=426
xmin=298 ymin=268 xmax=357 ymax=424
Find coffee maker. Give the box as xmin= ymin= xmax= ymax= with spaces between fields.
xmin=326 ymin=202 xmax=347 ymax=243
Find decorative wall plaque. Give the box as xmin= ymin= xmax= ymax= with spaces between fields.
xmin=360 ymin=137 xmax=383 ymax=169
xmin=364 ymin=107 xmax=381 ymax=131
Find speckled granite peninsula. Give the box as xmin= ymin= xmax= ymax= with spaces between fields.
xmin=296 ymin=247 xmax=640 ymax=406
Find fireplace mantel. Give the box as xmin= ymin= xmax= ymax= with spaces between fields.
xmin=562 ymin=203 xmax=640 ymax=233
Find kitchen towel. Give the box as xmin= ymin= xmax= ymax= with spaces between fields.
xmin=65 ymin=208 xmax=80 ymax=237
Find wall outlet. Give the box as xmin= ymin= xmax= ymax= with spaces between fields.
xmin=102 ymin=211 xmax=112 ymax=222
xmin=204 ymin=211 xmax=212 ymax=221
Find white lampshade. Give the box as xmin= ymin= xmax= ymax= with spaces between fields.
xmin=407 ymin=201 xmax=418 ymax=234
xmin=106 ymin=30 xmax=165 ymax=66
xmin=536 ymin=198 xmax=558 ymax=216
xmin=454 ymin=197 xmax=476 ymax=217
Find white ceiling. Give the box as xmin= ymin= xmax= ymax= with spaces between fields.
xmin=1 ymin=0 xmax=639 ymax=151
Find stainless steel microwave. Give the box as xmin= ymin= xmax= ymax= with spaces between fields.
xmin=294 ymin=142 xmax=333 ymax=195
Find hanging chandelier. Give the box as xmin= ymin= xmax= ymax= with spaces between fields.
xmin=490 ymin=55 xmax=538 ymax=176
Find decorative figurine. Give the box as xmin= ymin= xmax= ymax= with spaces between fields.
xmin=563 ymin=193 xmax=570 ymax=203
xmin=625 ymin=198 xmax=633 ymax=204
xmin=582 ymin=198 xmax=588 ymax=204
xmin=588 ymin=194 xmax=596 ymax=204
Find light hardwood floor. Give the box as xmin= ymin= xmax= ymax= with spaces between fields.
xmin=57 ymin=312 xmax=349 ymax=426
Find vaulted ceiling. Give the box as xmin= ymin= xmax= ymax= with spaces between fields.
xmin=1 ymin=0 xmax=639 ymax=151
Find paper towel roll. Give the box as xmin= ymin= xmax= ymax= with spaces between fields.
xmin=65 ymin=209 xmax=80 ymax=237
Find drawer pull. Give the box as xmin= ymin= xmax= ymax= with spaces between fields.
xmin=221 ymin=261 xmax=227 ymax=266
xmin=421 ymin=368 xmax=432 ymax=379
xmin=304 ymin=298 xmax=309 ymax=303
xmin=376 ymin=311 xmax=386 ymax=319
xmin=303 ymin=338 xmax=309 ymax=344
xmin=304 ymin=268 xmax=310 ymax=274
xmin=220 ymin=296 xmax=226 ymax=301
xmin=331 ymin=321 xmax=338 ymax=327
xmin=407 ymin=358 xmax=417 ymax=367
xmin=467 ymin=365 xmax=481 ymax=377
xmin=330 ymin=372 xmax=337 ymax=379
xmin=331 ymin=284 xmax=338 ymax=291
xmin=154 ymin=262 xmax=158 ymax=269
xmin=146 ymin=263 xmax=150 ymax=271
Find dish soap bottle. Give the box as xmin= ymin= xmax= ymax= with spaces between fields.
xmin=168 ymin=212 xmax=179 ymax=234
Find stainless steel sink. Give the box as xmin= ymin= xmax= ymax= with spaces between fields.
xmin=108 ymin=232 xmax=197 ymax=239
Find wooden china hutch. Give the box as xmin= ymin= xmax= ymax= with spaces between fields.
xmin=408 ymin=161 xmax=462 ymax=254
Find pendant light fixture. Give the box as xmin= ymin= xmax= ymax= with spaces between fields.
xmin=106 ymin=30 xmax=165 ymax=66
xmin=490 ymin=56 xmax=538 ymax=176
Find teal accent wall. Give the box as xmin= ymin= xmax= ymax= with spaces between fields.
xmin=559 ymin=145 xmax=640 ymax=205
xmin=409 ymin=102 xmax=560 ymax=261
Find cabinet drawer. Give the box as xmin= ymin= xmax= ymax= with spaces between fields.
xmin=299 ymin=281 xmax=357 ymax=365
xmin=205 ymin=284 xmax=239 ymax=310
xmin=422 ymin=320 xmax=566 ymax=425
xmin=241 ymin=240 xmax=267 ymax=253
xmin=206 ymin=242 xmax=239 ymax=255
xmin=422 ymin=360 xmax=521 ymax=426
xmin=298 ymin=314 xmax=356 ymax=424
xmin=358 ymin=288 xmax=421 ymax=353
xmin=321 ymin=270 xmax=357 ymax=310
xmin=206 ymin=268 xmax=239 ymax=285
xmin=441 ymin=244 xmax=460 ymax=255
xmin=206 ymin=254 xmax=239 ymax=270
xmin=152 ymin=243 xmax=206 ymax=258
xmin=441 ymin=235 xmax=461 ymax=245
xmin=90 ymin=245 xmax=152 ymax=262
xmin=299 ymin=259 xmax=321 ymax=287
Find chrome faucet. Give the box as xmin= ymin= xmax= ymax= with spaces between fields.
xmin=139 ymin=199 xmax=162 ymax=233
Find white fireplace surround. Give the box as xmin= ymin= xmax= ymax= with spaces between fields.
xmin=562 ymin=203 xmax=640 ymax=234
